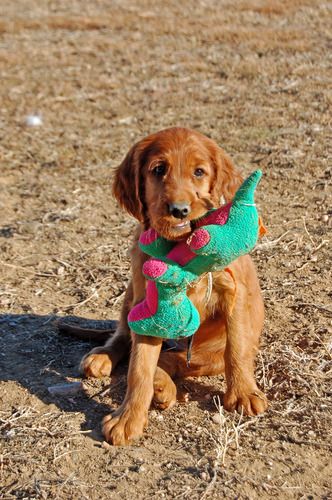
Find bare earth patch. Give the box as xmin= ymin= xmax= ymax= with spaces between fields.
xmin=0 ymin=0 xmax=331 ymax=498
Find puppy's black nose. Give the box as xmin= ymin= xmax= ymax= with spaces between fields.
xmin=168 ymin=202 xmax=191 ymax=219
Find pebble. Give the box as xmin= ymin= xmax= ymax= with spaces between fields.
xmin=5 ymin=429 xmax=16 ymax=439
xmin=321 ymin=214 xmax=329 ymax=223
xmin=211 ymin=413 xmax=223 ymax=425
xmin=200 ymin=471 xmax=208 ymax=481
xmin=101 ymin=441 xmax=111 ymax=450
xmin=25 ymin=114 xmax=43 ymax=127
xmin=118 ymin=116 xmax=133 ymax=125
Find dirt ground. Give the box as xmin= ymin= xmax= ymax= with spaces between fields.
xmin=0 ymin=0 xmax=331 ymax=498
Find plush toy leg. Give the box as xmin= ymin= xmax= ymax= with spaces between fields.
xmin=128 ymin=259 xmax=200 ymax=339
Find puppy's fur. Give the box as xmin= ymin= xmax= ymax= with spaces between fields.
xmin=80 ymin=127 xmax=267 ymax=445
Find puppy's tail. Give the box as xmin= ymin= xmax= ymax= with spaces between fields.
xmin=56 ymin=319 xmax=117 ymax=343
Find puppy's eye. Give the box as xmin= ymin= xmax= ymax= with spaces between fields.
xmin=194 ymin=167 xmax=205 ymax=178
xmin=152 ymin=163 xmax=167 ymax=176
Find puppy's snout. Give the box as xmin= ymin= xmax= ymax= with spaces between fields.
xmin=168 ymin=202 xmax=191 ymax=219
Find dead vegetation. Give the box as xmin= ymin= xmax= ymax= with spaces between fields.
xmin=0 ymin=0 xmax=331 ymax=498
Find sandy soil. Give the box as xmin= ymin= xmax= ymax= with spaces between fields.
xmin=0 ymin=0 xmax=331 ymax=498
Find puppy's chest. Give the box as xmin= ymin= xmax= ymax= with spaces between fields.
xmin=187 ymin=272 xmax=222 ymax=320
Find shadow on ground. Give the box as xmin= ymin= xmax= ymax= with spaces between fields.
xmin=0 ymin=314 xmax=223 ymax=437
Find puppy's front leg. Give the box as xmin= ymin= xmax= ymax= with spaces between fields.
xmin=103 ymin=333 xmax=162 ymax=445
xmin=223 ymin=265 xmax=268 ymax=416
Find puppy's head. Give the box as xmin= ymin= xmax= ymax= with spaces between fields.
xmin=113 ymin=127 xmax=242 ymax=240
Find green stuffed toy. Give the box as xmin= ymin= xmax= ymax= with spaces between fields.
xmin=128 ymin=170 xmax=263 ymax=341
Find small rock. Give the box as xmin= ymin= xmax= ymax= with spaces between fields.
xmin=5 ymin=429 xmax=16 ymax=439
xmin=25 ymin=114 xmax=43 ymax=127
xmin=101 ymin=441 xmax=111 ymax=450
xmin=118 ymin=116 xmax=133 ymax=125
xmin=200 ymin=471 xmax=208 ymax=481
xmin=212 ymin=413 xmax=223 ymax=425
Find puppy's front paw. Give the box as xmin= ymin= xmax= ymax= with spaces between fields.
xmin=80 ymin=347 xmax=113 ymax=378
xmin=223 ymin=386 xmax=268 ymax=416
xmin=103 ymin=406 xmax=148 ymax=445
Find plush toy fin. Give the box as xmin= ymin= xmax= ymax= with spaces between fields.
xmin=258 ymin=216 xmax=267 ymax=237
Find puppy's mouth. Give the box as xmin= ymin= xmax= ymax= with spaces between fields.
xmin=164 ymin=219 xmax=195 ymax=240
xmin=148 ymin=199 xmax=214 ymax=241
xmin=173 ymin=220 xmax=191 ymax=232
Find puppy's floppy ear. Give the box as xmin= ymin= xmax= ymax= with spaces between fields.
xmin=209 ymin=144 xmax=243 ymax=204
xmin=112 ymin=142 xmax=146 ymax=222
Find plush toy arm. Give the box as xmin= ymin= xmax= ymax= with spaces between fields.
xmin=188 ymin=170 xmax=262 ymax=261
xmin=189 ymin=225 xmax=230 ymax=257
xmin=139 ymin=228 xmax=175 ymax=258
xmin=188 ymin=213 xmax=259 ymax=264
xmin=143 ymin=258 xmax=196 ymax=287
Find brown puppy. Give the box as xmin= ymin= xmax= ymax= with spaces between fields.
xmin=81 ymin=127 xmax=267 ymax=445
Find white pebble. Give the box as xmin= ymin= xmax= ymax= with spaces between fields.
xmin=101 ymin=441 xmax=111 ymax=450
xmin=212 ymin=413 xmax=223 ymax=425
xmin=25 ymin=114 xmax=43 ymax=127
